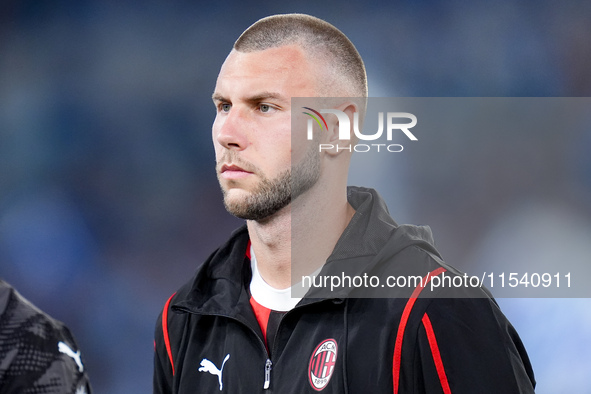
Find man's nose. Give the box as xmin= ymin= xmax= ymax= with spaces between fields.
xmin=214 ymin=108 xmax=248 ymax=151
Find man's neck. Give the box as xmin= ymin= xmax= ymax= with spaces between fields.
xmin=246 ymin=206 xmax=292 ymax=289
xmin=247 ymin=188 xmax=355 ymax=289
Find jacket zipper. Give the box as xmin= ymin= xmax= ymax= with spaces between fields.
xmin=263 ymin=358 xmax=272 ymax=389
xmin=175 ymin=308 xmax=274 ymax=390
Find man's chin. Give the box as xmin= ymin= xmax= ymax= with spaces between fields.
xmin=222 ymin=190 xmax=256 ymax=218
xmin=222 ymin=191 xmax=291 ymax=221
xmin=223 ymin=200 xmax=264 ymax=221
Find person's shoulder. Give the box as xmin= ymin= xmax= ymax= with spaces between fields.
xmin=0 ymin=279 xmax=92 ymax=393
xmin=364 ymin=233 xmax=499 ymax=302
xmin=0 ymin=279 xmax=62 ymax=330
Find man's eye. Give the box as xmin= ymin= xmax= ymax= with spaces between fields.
xmin=221 ymin=103 xmax=231 ymax=112
xmin=259 ymin=104 xmax=273 ymax=113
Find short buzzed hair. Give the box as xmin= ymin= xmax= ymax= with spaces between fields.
xmin=234 ymin=14 xmax=368 ymax=98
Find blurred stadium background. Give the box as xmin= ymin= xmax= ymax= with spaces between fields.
xmin=1 ymin=1 xmax=590 ymax=392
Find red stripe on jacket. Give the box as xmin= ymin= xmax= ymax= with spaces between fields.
xmin=392 ymin=267 xmax=446 ymax=394
xmin=421 ymin=312 xmax=452 ymax=394
xmin=162 ymin=293 xmax=176 ymax=375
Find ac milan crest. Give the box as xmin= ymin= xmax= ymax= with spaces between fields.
xmin=308 ymin=339 xmax=338 ymax=391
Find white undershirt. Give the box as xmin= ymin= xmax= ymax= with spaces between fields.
xmin=249 ymin=244 xmax=301 ymax=312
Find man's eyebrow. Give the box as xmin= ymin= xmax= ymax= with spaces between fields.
xmin=211 ymin=92 xmax=288 ymax=104
xmin=244 ymin=92 xmax=287 ymax=103
xmin=212 ymin=93 xmax=226 ymax=102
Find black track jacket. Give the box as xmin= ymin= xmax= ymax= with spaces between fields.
xmin=154 ymin=187 xmax=535 ymax=393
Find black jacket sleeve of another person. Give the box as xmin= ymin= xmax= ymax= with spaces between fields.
xmin=0 ymin=279 xmax=92 ymax=394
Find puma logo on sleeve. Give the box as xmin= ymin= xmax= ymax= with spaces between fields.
xmin=58 ymin=341 xmax=84 ymax=373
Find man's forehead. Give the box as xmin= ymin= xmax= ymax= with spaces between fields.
xmin=213 ymin=45 xmax=318 ymax=100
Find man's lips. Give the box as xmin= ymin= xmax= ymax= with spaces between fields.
xmin=220 ymin=164 xmax=254 ymax=179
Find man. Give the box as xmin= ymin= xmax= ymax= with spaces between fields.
xmin=154 ymin=14 xmax=535 ymax=393
xmin=0 ymin=279 xmax=92 ymax=393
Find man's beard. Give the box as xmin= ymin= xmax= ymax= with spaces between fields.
xmin=218 ymin=144 xmax=320 ymax=221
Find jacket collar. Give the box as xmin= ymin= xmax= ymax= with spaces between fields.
xmin=172 ymin=225 xmax=252 ymax=318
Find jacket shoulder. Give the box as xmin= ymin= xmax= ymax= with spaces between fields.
xmin=0 ymin=280 xmax=92 ymax=393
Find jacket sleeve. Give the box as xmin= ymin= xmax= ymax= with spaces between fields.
xmin=0 ymin=281 xmax=92 ymax=394
xmin=415 ymin=297 xmax=535 ymax=393
xmin=153 ymin=295 xmax=175 ymax=394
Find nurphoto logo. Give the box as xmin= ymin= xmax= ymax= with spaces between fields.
xmin=302 ymin=107 xmax=418 ymax=153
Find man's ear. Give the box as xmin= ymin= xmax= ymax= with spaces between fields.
xmin=322 ymin=101 xmax=358 ymax=157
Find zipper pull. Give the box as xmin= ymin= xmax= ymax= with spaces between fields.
xmin=263 ymin=359 xmax=272 ymax=389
